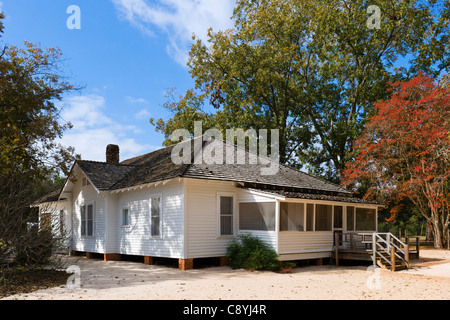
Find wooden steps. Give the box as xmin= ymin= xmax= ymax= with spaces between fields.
xmin=374 ymin=248 xmax=409 ymax=271
xmin=376 ymin=258 xmax=408 ymax=271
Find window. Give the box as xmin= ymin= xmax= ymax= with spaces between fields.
xmin=59 ymin=210 xmax=65 ymax=236
xmin=280 ymin=203 xmax=304 ymax=231
xmin=315 ymin=204 xmax=332 ymax=231
xmin=80 ymin=204 xmax=94 ymax=236
xmin=347 ymin=206 xmax=355 ymax=231
xmin=240 ymin=202 xmax=275 ymax=231
xmin=81 ymin=206 xmax=86 ymax=235
xmin=306 ymin=203 xmax=314 ymax=231
xmin=82 ymin=178 xmax=90 ymax=186
xmin=151 ymin=197 xmax=161 ymax=237
xmin=356 ymin=208 xmax=376 ymax=230
xmin=122 ymin=208 xmax=129 ymax=226
xmin=219 ymin=196 xmax=233 ymax=236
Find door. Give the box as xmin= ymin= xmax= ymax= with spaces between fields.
xmin=333 ymin=206 xmax=343 ymax=246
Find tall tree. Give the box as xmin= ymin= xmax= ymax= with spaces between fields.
xmin=153 ymin=0 xmax=450 ymax=182
xmin=0 ymin=13 xmax=78 ymax=179
xmin=0 ymin=11 xmax=78 ymax=267
xmin=341 ymin=74 xmax=450 ymax=248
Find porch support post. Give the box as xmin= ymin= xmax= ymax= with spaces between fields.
xmin=275 ymin=199 xmax=280 ymax=254
xmin=391 ymin=246 xmax=396 ymax=271
xmin=104 ymin=253 xmax=121 ymax=261
xmin=405 ymin=244 xmax=409 ymax=267
xmin=179 ymin=258 xmax=194 ymax=271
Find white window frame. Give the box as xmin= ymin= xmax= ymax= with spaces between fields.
xmin=121 ymin=207 xmax=130 ymax=227
xmin=150 ymin=195 xmax=162 ymax=239
xmin=80 ymin=202 xmax=95 ymax=237
xmin=217 ymin=192 xmax=236 ymax=238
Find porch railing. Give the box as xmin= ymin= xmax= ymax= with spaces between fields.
xmin=335 ymin=232 xmax=411 ymax=270
xmin=372 ymin=232 xmax=409 ymax=269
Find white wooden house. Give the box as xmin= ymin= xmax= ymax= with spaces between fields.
xmin=38 ymin=139 xmax=381 ymax=270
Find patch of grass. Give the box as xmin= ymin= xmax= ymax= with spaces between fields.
xmin=0 ymin=268 xmax=69 ymax=298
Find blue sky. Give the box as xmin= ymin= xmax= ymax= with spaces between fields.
xmin=0 ymin=0 xmax=235 ymax=161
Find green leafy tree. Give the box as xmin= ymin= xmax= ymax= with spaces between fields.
xmin=0 ymin=11 xmax=78 ymax=267
xmin=0 ymin=13 xmax=78 ymax=180
xmin=153 ymin=0 xmax=450 ymax=182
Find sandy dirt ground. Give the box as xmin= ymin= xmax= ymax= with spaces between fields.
xmin=2 ymin=249 xmax=450 ymax=300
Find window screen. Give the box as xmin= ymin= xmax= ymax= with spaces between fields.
xmin=87 ymin=204 xmax=94 ymax=236
xmin=220 ymin=196 xmax=233 ymax=235
xmin=280 ymin=203 xmax=305 ymax=231
xmin=122 ymin=208 xmax=129 ymax=226
xmin=315 ymin=204 xmax=332 ymax=231
xmin=151 ymin=197 xmax=161 ymax=237
xmin=356 ymin=208 xmax=376 ymax=230
xmin=239 ymin=202 xmax=275 ymax=231
xmin=347 ymin=206 xmax=355 ymax=231
xmin=306 ymin=203 xmax=314 ymax=231
xmin=334 ymin=206 xmax=343 ymax=229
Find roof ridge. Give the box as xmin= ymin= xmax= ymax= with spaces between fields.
xmin=77 ymin=159 xmax=137 ymax=167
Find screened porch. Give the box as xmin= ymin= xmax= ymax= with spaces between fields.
xmin=237 ymin=198 xmax=379 ymax=260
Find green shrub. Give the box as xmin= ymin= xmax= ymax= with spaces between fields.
xmin=226 ymin=233 xmax=279 ymax=271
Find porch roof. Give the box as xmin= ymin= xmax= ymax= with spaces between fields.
xmin=244 ymin=188 xmax=384 ymax=205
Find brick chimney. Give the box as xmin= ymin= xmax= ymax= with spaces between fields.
xmin=106 ymin=144 xmax=119 ymax=164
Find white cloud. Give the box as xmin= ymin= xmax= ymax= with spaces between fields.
xmin=134 ymin=108 xmax=151 ymax=120
xmin=127 ymin=96 xmax=149 ymax=104
xmin=58 ymin=95 xmax=157 ymax=162
xmin=111 ymin=0 xmax=235 ymax=66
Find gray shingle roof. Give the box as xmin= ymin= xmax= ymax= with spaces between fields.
xmin=75 ymin=137 xmax=352 ymax=196
xmin=76 ymin=160 xmax=136 ymax=190
xmin=242 ymin=188 xmax=382 ymax=205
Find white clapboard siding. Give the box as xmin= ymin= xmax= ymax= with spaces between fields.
xmin=185 ymin=178 xmax=239 ymax=258
xmin=237 ymin=188 xmax=279 ymax=203
xmin=237 ymin=230 xmax=278 ymax=251
xmin=278 ymin=231 xmax=334 ymax=254
xmin=110 ymin=179 xmax=184 ymax=258
xmin=71 ymin=178 xmax=106 ymax=253
xmin=39 ymin=200 xmax=72 ymax=252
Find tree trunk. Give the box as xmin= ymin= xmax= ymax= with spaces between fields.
xmin=431 ymin=220 xmax=443 ymax=249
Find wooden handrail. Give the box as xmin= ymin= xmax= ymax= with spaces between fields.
xmin=372 ymin=232 xmax=409 ymax=268
xmin=335 ymin=232 xmax=410 ymax=269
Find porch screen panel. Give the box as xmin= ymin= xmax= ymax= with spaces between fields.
xmin=334 ymin=206 xmax=343 ymax=229
xmin=347 ymin=206 xmax=355 ymax=231
xmin=239 ymin=202 xmax=275 ymax=231
xmin=306 ymin=204 xmax=314 ymax=231
xmin=280 ymin=203 xmax=305 ymax=231
xmin=315 ymin=204 xmax=332 ymax=231
xmin=356 ymin=208 xmax=376 ymax=230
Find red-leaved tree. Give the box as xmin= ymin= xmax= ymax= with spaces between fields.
xmin=342 ymin=74 xmax=450 ymax=248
